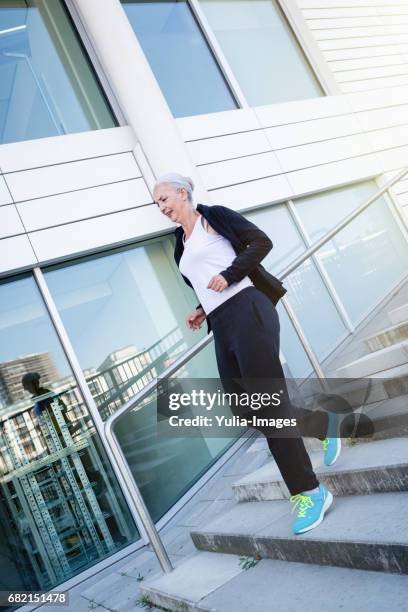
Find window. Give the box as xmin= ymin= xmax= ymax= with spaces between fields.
xmin=0 ymin=0 xmax=116 ymax=144
xmin=0 ymin=275 xmax=138 ymax=595
xmin=44 ymin=237 xmax=236 ymax=523
xmin=121 ymin=0 xmax=237 ymax=117
xmin=294 ymin=182 xmax=408 ymax=323
xmin=199 ymin=0 xmax=323 ymax=106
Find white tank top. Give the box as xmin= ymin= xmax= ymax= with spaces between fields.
xmin=179 ymin=214 xmax=253 ymax=315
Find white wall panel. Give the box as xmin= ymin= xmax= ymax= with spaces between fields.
xmin=0 ymin=127 xmax=136 ymax=173
xmin=286 ymin=152 xmax=381 ymax=196
xmin=336 ymin=65 xmax=408 ymax=83
xmin=198 ymin=152 xmax=283 ymax=190
xmin=5 ymin=153 xmax=141 ymax=202
xmin=340 ymin=75 xmax=408 ymax=93
xmin=353 ymin=105 xmax=408 ymax=131
xmin=309 ymin=17 xmax=406 ymax=28
xmin=17 ymin=178 xmax=151 ymax=231
xmin=324 ymin=45 xmax=408 ymax=61
xmin=176 ymin=109 xmax=259 ymax=141
xmin=299 ymin=1 xmax=408 ymax=94
xmin=254 ymin=95 xmax=352 ymax=127
xmin=330 ymin=55 xmax=407 ymax=71
xmin=186 ymin=131 xmax=271 ymax=166
xmin=29 ymin=205 xmax=172 ymax=262
xmin=265 ymin=114 xmax=363 ymax=148
xmin=275 ymin=133 xmax=373 ymax=173
xmin=319 ymin=35 xmax=408 ymax=52
xmin=0 ymin=176 xmax=12 ymax=206
xmin=365 ymin=124 xmax=408 ymax=151
xmin=0 ymin=206 xmax=25 ymax=239
xmin=209 ymin=175 xmax=293 ymax=209
xmin=375 ymin=145 xmax=408 ymax=172
xmin=314 ymin=26 xmax=408 ymax=40
xmin=346 ymin=85 xmax=408 ymax=111
xmin=302 ymin=7 xmax=408 ymax=18
xmin=298 ymin=1 xmax=408 ymax=11
xmin=0 ymin=235 xmax=37 ymax=274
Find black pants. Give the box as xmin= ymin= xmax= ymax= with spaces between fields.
xmin=208 ymin=286 xmax=326 ymax=496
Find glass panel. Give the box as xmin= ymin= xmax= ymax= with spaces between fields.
xmin=45 ymin=238 xmax=237 ymax=524
xmin=121 ymin=0 xmax=237 ymax=117
xmin=0 ymin=0 xmax=116 ymax=145
xmin=199 ymin=0 xmax=323 ymax=106
xmin=0 ymin=275 xmax=138 ymax=600
xmin=295 ymin=182 xmax=408 ymax=323
xmin=247 ymin=204 xmax=347 ymax=362
xmin=44 ymin=238 xmax=211 ymax=419
xmin=113 ymin=342 xmax=237 ymax=523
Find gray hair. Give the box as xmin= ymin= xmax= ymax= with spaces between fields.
xmin=154 ymin=172 xmax=195 ymax=202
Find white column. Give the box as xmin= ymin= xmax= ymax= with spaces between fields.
xmin=72 ymin=0 xmax=209 ymax=200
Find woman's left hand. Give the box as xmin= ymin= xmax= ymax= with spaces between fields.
xmin=207 ymin=274 xmax=228 ymax=292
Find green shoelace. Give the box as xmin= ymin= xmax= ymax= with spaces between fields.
xmin=322 ymin=438 xmax=330 ymax=451
xmin=290 ymin=493 xmax=315 ymax=518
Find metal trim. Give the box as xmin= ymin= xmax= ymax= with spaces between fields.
xmin=286 ymin=199 xmax=355 ymax=333
xmin=63 ymin=0 xmax=128 ymax=126
xmin=188 ymin=0 xmax=248 ymax=108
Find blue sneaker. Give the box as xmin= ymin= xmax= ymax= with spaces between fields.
xmin=322 ymin=437 xmax=341 ymax=466
xmin=290 ymin=484 xmax=333 ymax=535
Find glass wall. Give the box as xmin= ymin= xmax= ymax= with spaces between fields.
xmin=246 ymin=204 xmax=347 ymax=374
xmin=0 ymin=0 xmax=116 ymax=145
xmin=294 ymin=182 xmax=408 ymax=323
xmin=0 ymin=275 xmax=138 ymax=599
xmin=121 ymin=0 xmax=237 ymax=117
xmin=199 ymin=0 xmax=322 ymax=106
xmin=44 ymin=237 xmax=237 ymax=523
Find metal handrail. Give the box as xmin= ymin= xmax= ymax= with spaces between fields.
xmin=104 ymin=166 xmax=408 ymax=573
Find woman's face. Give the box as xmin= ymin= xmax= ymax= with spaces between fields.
xmin=153 ymin=183 xmax=188 ymax=223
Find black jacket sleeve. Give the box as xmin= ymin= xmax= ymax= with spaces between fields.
xmin=216 ymin=206 xmax=273 ymax=286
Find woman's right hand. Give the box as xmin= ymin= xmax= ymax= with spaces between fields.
xmin=186 ymin=307 xmax=206 ymax=331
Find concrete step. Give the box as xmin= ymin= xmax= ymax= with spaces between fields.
xmin=190 ymin=492 xmax=408 ymax=574
xmin=389 ymin=303 xmax=408 ymax=326
xmin=335 ymin=339 xmax=408 ymax=378
xmin=333 ymin=371 xmax=408 ymax=407
xmin=140 ymin=552 xmax=408 ymax=612
xmin=364 ymin=321 xmax=408 ymax=352
xmin=232 ymin=438 xmax=408 ymax=501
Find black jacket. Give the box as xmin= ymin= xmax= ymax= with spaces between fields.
xmin=173 ymin=203 xmax=287 ymax=334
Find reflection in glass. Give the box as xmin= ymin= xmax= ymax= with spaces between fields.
xmin=45 ymin=238 xmax=210 ymax=419
xmin=0 ymin=0 xmax=116 ymax=145
xmin=247 ymin=205 xmax=346 ymax=366
xmin=113 ymin=342 xmax=237 ymax=523
xmin=121 ymin=0 xmax=237 ymax=117
xmin=45 ymin=238 xmax=237 ymax=524
xmin=0 ymin=276 xmax=137 ymax=598
xmin=199 ymin=0 xmax=323 ymax=106
xmin=294 ymin=182 xmax=408 ymax=323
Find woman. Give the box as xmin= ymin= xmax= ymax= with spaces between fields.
xmin=153 ymin=173 xmax=341 ymax=535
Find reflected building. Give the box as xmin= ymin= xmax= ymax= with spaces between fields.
xmin=0 ymin=353 xmax=59 ymax=404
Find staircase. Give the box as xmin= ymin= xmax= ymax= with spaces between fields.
xmin=138 ymin=434 xmax=408 ymax=611
xmin=137 ymin=286 xmax=408 ymax=611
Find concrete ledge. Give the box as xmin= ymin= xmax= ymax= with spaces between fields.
xmin=364 ymin=321 xmax=408 ymax=352
xmin=389 ymin=303 xmax=408 ymax=326
xmin=335 ymin=340 xmax=408 ymax=378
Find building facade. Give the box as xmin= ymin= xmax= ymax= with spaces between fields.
xmin=0 ymin=0 xmax=408 ymax=597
